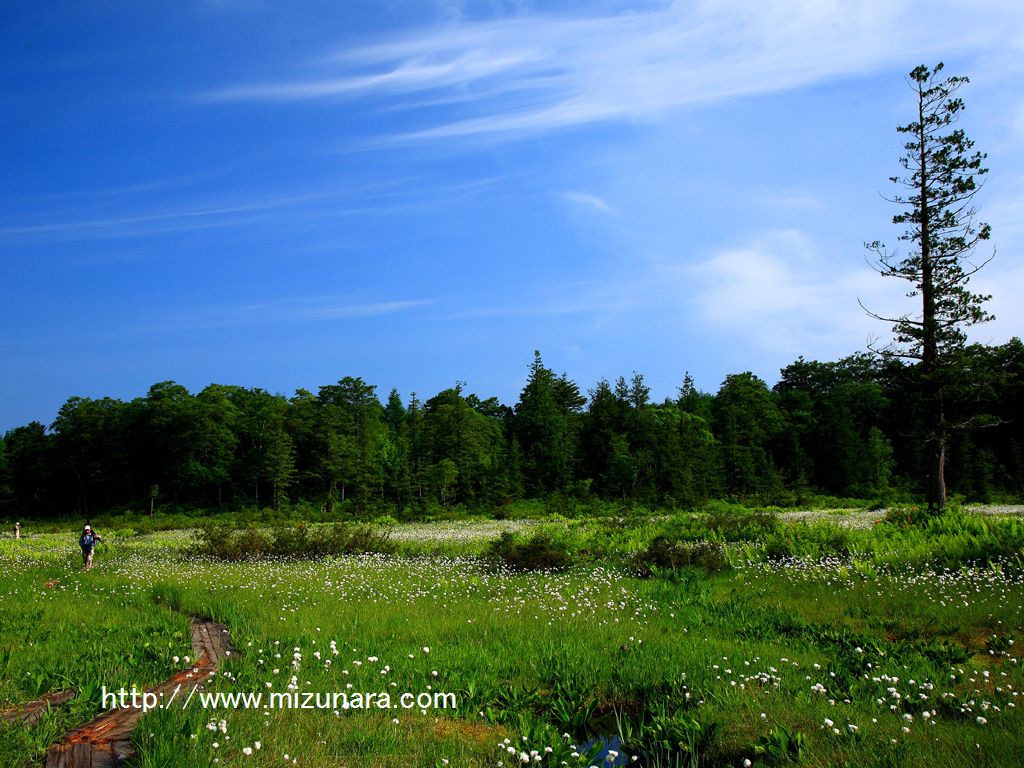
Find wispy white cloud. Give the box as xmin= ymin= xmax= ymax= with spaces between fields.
xmin=306 ymin=299 xmax=431 ymax=319
xmin=658 ymin=227 xmax=1022 ymax=358
xmin=985 ymin=177 xmax=1024 ymax=245
xmin=971 ymin=183 xmax=1024 ymax=339
xmin=197 ymin=50 xmax=546 ymax=103
xmin=0 ymin=190 xmax=335 ymax=242
xmin=0 ymin=171 xmax=221 ymax=208
xmin=195 ymin=0 xmax=1024 ymax=142
xmin=160 ymin=296 xmax=432 ymax=331
xmin=562 ymin=190 xmax=616 ymax=215
xmin=445 ymin=288 xmax=634 ymax=321
xmin=0 ymin=172 xmax=523 ymax=245
xmin=759 ymin=192 xmax=827 ymax=210
xmin=664 ymin=229 xmax=906 ymax=356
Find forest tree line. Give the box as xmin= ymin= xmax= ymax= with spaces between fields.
xmin=2 ymin=343 xmax=1022 ymax=519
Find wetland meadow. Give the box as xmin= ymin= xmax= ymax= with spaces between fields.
xmin=2 ymin=505 xmax=1023 ymax=767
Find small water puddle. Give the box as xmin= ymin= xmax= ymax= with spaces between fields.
xmin=582 ymin=734 xmax=630 ymax=766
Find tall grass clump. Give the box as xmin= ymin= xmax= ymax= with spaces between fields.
xmin=615 ymin=704 xmax=720 ymax=768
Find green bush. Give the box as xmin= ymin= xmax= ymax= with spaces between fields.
xmin=661 ymin=504 xmax=780 ymax=543
xmin=195 ymin=522 xmax=394 ymax=560
xmin=486 ymin=530 xmax=572 ymax=571
xmin=636 ymin=537 xmax=730 ymax=575
xmin=705 ymin=506 xmax=780 ymax=540
xmin=762 ymin=524 xmax=851 ymax=561
xmin=327 ymin=523 xmax=396 ymax=555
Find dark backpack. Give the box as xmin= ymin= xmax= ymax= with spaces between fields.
xmin=80 ymin=532 xmax=95 ymax=548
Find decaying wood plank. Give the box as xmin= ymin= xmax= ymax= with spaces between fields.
xmin=41 ymin=617 xmax=235 ymax=767
xmin=0 ymin=689 xmax=76 ymax=726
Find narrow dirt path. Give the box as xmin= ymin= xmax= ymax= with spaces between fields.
xmin=41 ymin=617 xmax=235 ymax=768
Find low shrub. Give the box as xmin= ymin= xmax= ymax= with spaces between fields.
xmin=884 ymin=503 xmax=932 ymax=527
xmin=762 ymin=524 xmax=851 ymax=561
xmin=195 ymin=524 xmax=270 ymax=560
xmin=325 ymin=523 xmax=395 ymax=555
xmin=705 ymin=507 xmax=780 ymax=541
xmin=486 ymin=530 xmax=572 ymax=571
xmin=661 ymin=504 xmax=780 ymax=543
xmin=636 ymin=537 xmax=730 ymax=575
xmin=195 ymin=522 xmax=394 ymax=560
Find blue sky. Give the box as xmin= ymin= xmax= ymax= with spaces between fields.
xmin=3 ymin=0 xmax=1023 ymax=431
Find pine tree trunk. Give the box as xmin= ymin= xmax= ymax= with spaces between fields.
xmin=926 ymin=402 xmax=947 ymax=511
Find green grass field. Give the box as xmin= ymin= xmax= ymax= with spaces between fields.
xmin=1 ymin=509 xmax=1023 ymax=767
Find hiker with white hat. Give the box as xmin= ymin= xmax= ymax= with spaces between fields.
xmin=79 ymin=524 xmax=101 ymax=569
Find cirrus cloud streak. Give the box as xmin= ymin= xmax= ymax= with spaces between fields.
xmin=195 ymin=0 xmax=1024 ymax=142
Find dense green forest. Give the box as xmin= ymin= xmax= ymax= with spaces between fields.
xmin=2 ymin=342 xmax=1022 ymax=520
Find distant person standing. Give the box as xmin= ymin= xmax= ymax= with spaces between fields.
xmin=79 ymin=525 xmax=101 ymax=569
xmin=13 ymin=522 xmax=19 ymax=540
